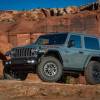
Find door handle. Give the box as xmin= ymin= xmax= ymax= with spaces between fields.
xmin=79 ymin=51 xmax=84 ymax=54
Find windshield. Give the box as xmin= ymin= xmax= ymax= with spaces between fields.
xmin=35 ymin=33 xmax=68 ymax=45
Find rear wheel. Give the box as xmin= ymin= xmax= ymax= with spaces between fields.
xmin=37 ymin=56 xmax=63 ymax=82
xmin=85 ymin=61 xmax=100 ymax=85
xmin=3 ymin=66 xmax=28 ymax=80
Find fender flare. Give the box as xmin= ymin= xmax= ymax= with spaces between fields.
xmin=44 ymin=49 xmax=63 ymax=65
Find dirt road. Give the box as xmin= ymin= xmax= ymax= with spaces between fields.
xmin=0 ymin=80 xmax=99 ymax=100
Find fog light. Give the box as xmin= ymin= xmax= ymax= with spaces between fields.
xmin=9 ymin=61 xmax=11 ymax=64
xmin=27 ymin=60 xmax=35 ymax=64
xmin=5 ymin=62 xmax=9 ymax=65
xmin=31 ymin=60 xmax=35 ymax=63
xmin=27 ymin=60 xmax=31 ymax=63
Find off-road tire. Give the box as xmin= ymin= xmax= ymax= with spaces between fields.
xmin=3 ymin=66 xmax=27 ymax=80
xmin=37 ymin=56 xmax=63 ymax=82
xmin=85 ymin=61 xmax=100 ymax=85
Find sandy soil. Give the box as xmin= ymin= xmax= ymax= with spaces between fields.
xmin=0 ymin=80 xmax=99 ymax=100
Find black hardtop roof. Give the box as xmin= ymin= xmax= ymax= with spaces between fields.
xmin=41 ymin=32 xmax=98 ymax=38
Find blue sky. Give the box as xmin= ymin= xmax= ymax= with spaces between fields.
xmin=0 ymin=0 xmax=97 ymax=10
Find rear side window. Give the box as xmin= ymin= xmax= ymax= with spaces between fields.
xmin=84 ymin=37 xmax=99 ymax=50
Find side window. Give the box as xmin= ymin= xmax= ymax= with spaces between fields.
xmin=68 ymin=35 xmax=81 ymax=48
xmin=84 ymin=37 xmax=99 ymax=50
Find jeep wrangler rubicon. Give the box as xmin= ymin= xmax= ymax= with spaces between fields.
xmin=4 ymin=32 xmax=100 ymax=84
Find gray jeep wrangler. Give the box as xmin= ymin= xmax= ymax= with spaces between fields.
xmin=4 ymin=32 xmax=100 ymax=84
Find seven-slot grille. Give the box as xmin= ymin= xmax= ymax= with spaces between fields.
xmin=12 ymin=48 xmax=35 ymax=57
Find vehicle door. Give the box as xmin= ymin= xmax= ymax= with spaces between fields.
xmin=64 ymin=34 xmax=87 ymax=69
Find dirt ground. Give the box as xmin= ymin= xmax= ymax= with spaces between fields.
xmin=0 ymin=80 xmax=99 ymax=100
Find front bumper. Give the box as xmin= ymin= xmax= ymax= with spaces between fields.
xmin=5 ymin=57 xmax=38 ymax=66
xmin=5 ymin=57 xmax=38 ymax=72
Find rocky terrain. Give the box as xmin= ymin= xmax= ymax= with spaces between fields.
xmin=0 ymin=80 xmax=99 ymax=100
xmin=0 ymin=5 xmax=99 ymax=100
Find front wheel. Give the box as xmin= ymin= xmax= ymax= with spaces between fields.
xmin=85 ymin=61 xmax=100 ymax=85
xmin=37 ymin=56 xmax=63 ymax=82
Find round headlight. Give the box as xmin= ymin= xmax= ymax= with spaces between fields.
xmin=31 ymin=49 xmax=35 ymax=53
xmin=31 ymin=48 xmax=38 ymax=53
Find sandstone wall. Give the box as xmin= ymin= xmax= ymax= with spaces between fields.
xmin=0 ymin=9 xmax=100 ymax=47
xmin=0 ymin=10 xmax=97 ymax=46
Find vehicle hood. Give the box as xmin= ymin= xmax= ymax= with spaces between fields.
xmin=12 ymin=44 xmax=62 ymax=52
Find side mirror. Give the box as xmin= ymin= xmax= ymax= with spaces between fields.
xmin=68 ymin=40 xmax=75 ymax=48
